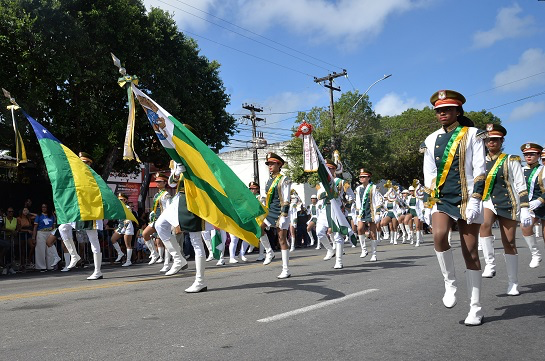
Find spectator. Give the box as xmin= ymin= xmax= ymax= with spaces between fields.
xmin=16 ymin=207 xmax=35 ymax=268
xmin=32 ymin=203 xmax=57 ymax=272
xmin=3 ymin=207 xmax=18 ymax=235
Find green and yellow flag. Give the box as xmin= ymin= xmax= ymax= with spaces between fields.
xmin=23 ymin=111 xmax=137 ymax=224
xmin=132 ymin=86 xmax=265 ymax=246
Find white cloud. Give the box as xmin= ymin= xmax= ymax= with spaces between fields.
xmin=237 ymin=0 xmax=424 ymax=48
xmin=143 ymin=0 xmax=221 ymax=31
xmin=472 ymin=3 xmax=535 ymax=49
xmin=374 ymin=92 xmax=427 ymax=116
xmin=260 ymin=91 xmax=325 ymax=125
xmin=508 ymin=101 xmax=545 ymax=121
xmin=493 ymin=48 xmax=545 ymax=91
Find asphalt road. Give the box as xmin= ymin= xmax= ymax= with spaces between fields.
xmin=2 ymin=230 xmax=545 ymax=361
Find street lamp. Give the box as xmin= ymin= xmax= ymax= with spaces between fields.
xmin=351 ymin=74 xmax=392 ymax=110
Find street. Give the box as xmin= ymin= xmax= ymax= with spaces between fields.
xmin=2 ymin=229 xmax=545 ymax=361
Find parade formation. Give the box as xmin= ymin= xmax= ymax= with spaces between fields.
xmin=3 ymin=66 xmax=545 ymax=327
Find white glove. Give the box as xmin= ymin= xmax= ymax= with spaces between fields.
xmin=374 ymin=214 xmax=381 ymax=224
xmin=465 ymin=197 xmax=481 ymax=224
xmin=149 ymin=211 xmax=156 ymax=222
xmin=424 ymin=211 xmax=431 ymax=227
xmin=174 ymin=163 xmax=186 ymax=176
xmin=279 ymin=215 xmax=287 ymax=226
xmin=520 ymin=207 xmax=532 ymax=227
xmin=529 ymin=199 xmax=542 ymax=211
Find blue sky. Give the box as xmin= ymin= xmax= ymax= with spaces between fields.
xmin=142 ymin=0 xmax=545 ymax=157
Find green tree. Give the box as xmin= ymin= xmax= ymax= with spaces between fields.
xmin=0 ymin=0 xmax=236 ymax=177
xmin=284 ymin=91 xmax=383 ymax=185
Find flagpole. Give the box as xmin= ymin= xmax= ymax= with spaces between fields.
xmin=2 ymin=88 xmax=26 ymax=164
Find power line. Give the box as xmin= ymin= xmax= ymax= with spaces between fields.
xmin=485 ymin=90 xmax=545 ymax=110
xmin=179 ymin=28 xmax=314 ymax=78
xmin=162 ymin=0 xmax=345 ymax=71
xmin=158 ymin=0 xmax=335 ymax=73
xmin=469 ymin=71 xmax=545 ymax=96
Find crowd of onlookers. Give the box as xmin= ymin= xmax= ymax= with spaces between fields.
xmin=0 ymin=198 xmax=153 ymax=276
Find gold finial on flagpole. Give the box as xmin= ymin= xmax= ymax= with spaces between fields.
xmin=111 ymin=53 xmax=127 ymax=76
xmin=2 ymin=88 xmax=20 ymax=109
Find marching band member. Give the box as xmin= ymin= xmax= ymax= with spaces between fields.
xmin=354 ymin=168 xmax=383 ymax=261
xmin=423 ymin=90 xmax=486 ymax=326
xmin=479 ymin=124 xmax=530 ymax=296
xmin=520 ymin=142 xmax=545 ymax=268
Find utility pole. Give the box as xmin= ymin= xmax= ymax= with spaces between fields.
xmin=242 ymin=103 xmax=265 ymax=185
xmin=314 ymin=69 xmax=347 ymax=151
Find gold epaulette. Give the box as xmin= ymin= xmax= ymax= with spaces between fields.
xmin=510 ymin=155 xmax=521 ymax=162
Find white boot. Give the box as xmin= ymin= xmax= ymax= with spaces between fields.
xmin=464 ymin=270 xmax=484 ymax=326
xmin=260 ymin=235 xmax=275 ymax=265
xmin=63 ymin=238 xmax=81 ymax=269
xmin=289 ymin=237 xmax=295 ymax=252
xmin=480 ymin=236 xmax=496 ymax=278
xmin=122 ymin=249 xmax=133 ymax=267
xmin=146 ymin=241 xmax=159 ymax=264
xmin=315 ymin=237 xmax=321 ymax=250
xmin=523 ymin=234 xmax=541 ymax=268
xmin=277 ymin=250 xmax=291 ymax=279
xmin=435 ymin=249 xmax=457 ymax=308
xmin=164 ymin=237 xmax=188 ymax=276
xmin=447 ymin=230 xmax=452 ymax=246
xmin=535 ymin=223 xmax=541 ymax=238
xmin=48 ymin=245 xmax=61 ymax=269
xmin=240 ymin=241 xmax=249 ymax=262
xmin=415 ymin=230 xmax=421 ymax=247
xmin=256 ymin=242 xmax=265 ymax=261
xmin=382 ymin=226 xmax=389 ymax=240
xmin=87 ymin=252 xmax=103 ymax=280
xmin=389 ymin=230 xmax=394 ymax=244
xmin=370 ymin=239 xmax=377 ymax=261
xmin=418 ymin=230 xmax=424 ymax=245
xmin=112 ymin=242 xmax=124 ymax=262
xmin=185 ymin=256 xmax=207 ymax=293
xmin=157 ymin=246 xmax=165 ymax=263
xmin=216 ymin=249 xmax=225 ymax=266
xmin=160 ymin=249 xmax=171 ymax=273
xmin=334 ymin=242 xmax=343 ymax=269
xmin=229 ymin=237 xmax=239 ymax=264
xmin=358 ymin=235 xmax=368 ymax=258
xmin=203 ymin=236 xmax=215 ymax=262
xmin=308 ymin=231 xmax=316 ymax=246
xmin=504 ymin=254 xmax=520 ymax=296
xmin=393 ymin=231 xmax=398 ymax=245
xmin=405 ymin=224 xmax=413 ymax=244
xmin=320 ymin=237 xmax=335 ymax=260
xmin=61 ymin=253 xmax=71 ymax=272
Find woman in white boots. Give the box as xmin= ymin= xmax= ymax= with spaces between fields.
xmin=144 ymin=172 xmax=172 ymax=267
xmin=355 ymin=168 xmax=383 ymax=261
xmin=315 ymin=159 xmax=354 ymax=269
xmin=239 ymin=181 xmax=262 ymax=262
xmin=404 ymin=184 xmax=424 ymax=247
xmin=260 ymin=153 xmax=292 ymax=279
xmin=520 ymin=142 xmax=545 ymax=269
xmin=380 ymin=182 xmax=402 ymax=245
xmin=423 ymin=90 xmax=486 ymax=326
xmin=109 ymin=193 xmax=136 ymax=268
xmin=478 ymin=124 xmax=531 ymax=296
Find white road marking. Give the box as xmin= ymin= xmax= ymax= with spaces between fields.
xmin=257 ymin=288 xmax=379 ymax=323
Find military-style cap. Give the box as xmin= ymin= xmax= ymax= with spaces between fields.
xmin=78 ymin=151 xmax=93 ymax=164
xmin=542 ymin=148 xmax=545 ymax=159
xmin=430 ymin=90 xmax=466 ymax=109
xmin=155 ymin=172 xmax=169 ymax=182
xmin=310 ymin=194 xmax=318 ymax=199
xmin=486 ymin=123 xmax=506 ymax=138
xmin=408 ymin=186 xmax=415 ymax=191
xmin=265 ymin=152 xmax=285 ymax=166
xmin=248 ymin=181 xmax=260 ymax=189
xmin=520 ymin=142 xmax=543 ymax=154
xmin=401 ymin=189 xmax=409 ymax=194
xmin=386 ymin=188 xmax=397 ymax=201
xmin=117 ymin=192 xmax=128 ymax=200
xmin=358 ymin=168 xmax=372 ymax=177
xmin=325 ymin=158 xmax=337 ymax=169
